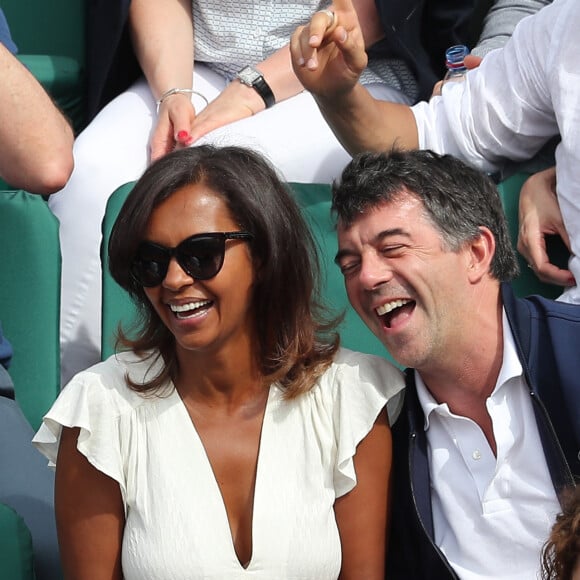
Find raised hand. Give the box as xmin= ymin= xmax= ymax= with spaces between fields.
xmin=290 ymin=0 xmax=367 ymax=98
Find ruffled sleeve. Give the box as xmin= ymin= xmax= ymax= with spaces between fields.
xmin=317 ymin=348 xmax=405 ymax=498
xmin=32 ymin=353 xmax=150 ymax=500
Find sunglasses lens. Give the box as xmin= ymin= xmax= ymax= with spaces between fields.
xmin=132 ymin=245 xmax=169 ymax=287
xmin=178 ymin=236 xmax=225 ymax=280
xmin=131 ymin=234 xmax=238 ymax=287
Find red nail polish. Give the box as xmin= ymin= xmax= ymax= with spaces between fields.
xmin=177 ymin=130 xmax=190 ymax=141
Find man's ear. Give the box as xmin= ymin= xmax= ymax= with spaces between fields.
xmin=467 ymin=226 xmax=496 ymax=282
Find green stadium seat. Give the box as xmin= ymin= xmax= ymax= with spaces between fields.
xmin=0 ymin=192 xmax=61 ymax=430
xmin=0 ymin=502 xmax=35 ymax=580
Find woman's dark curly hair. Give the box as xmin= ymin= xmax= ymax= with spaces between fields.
xmin=541 ymin=485 xmax=580 ymax=579
xmin=108 ymin=145 xmax=339 ymax=397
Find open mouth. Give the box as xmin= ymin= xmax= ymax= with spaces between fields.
xmin=169 ymin=300 xmax=212 ymax=319
xmin=375 ymin=299 xmax=415 ymax=329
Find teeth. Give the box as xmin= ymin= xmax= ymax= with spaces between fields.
xmin=376 ymin=299 xmax=411 ymax=316
xmin=169 ymin=300 xmax=211 ymax=313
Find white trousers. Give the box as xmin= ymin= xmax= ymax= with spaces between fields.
xmin=49 ymin=63 xmax=411 ymax=384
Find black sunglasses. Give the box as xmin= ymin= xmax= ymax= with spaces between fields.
xmin=131 ymin=231 xmax=253 ymax=287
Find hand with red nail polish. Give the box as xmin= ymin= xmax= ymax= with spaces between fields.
xmin=151 ymin=95 xmax=197 ymax=162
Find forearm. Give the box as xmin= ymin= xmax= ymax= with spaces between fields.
xmin=129 ymin=0 xmax=193 ymax=100
xmin=0 ymin=44 xmax=73 ymax=194
xmin=252 ymin=46 xmax=304 ymax=104
xmin=315 ymin=83 xmax=418 ymax=155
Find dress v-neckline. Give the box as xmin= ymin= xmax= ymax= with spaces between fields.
xmin=173 ymin=384 xmax=276 ymax=571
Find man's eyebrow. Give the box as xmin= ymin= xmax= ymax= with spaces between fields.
xmin=334 ymin=228 xmax=409 ymax=264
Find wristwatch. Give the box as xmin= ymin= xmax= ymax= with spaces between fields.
xmin=236 ymin=66 xmax=275 ymax=109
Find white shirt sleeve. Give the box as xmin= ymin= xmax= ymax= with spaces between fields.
xmin=411 ymin=0 xmax=565 ymax=172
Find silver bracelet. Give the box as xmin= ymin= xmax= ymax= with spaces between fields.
xmin=156 ymin=88 xmax=209 ymax=113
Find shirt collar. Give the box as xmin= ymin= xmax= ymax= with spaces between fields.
xmin=415 ymin=308 xmax=523 ymax=430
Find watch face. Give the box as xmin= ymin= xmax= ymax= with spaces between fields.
xmin=238 ymin=66 xmax=261 ymax=86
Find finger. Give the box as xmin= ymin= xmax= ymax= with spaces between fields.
xmin=170 ymin=107 xmax=195 ymax=146
xmin=517 ymin=226 xmax=575 ymax=287
xmin=432 ymin=80 xmax=443 ymax=97
xmin=308 ymin=9 xmax=338 ymax=47
xmin=533 ymin=260 xmax=575 ymax=287
xmin=517 ymin=219 xmax=547 ymax=266
xmin=464 ymin=55 xmax=482 ymax=70
xmin=332 ymin=0 xmax=356 ymax=13
xmin=327 ymin=19 xmax=366 ymax=73
xmin=291 ymin=24 xmax=319 ymax=69
xmin=149 ymin=118 xmax=175 ymax=163
xmin=518 ymin=238 xmax=548 ymax=273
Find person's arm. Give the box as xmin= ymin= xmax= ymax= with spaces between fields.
xmin=55 ymin=427 xmax=125 ymax=579
xmin=517 ymin=166 xmax=575 ymax=287
xmin=129 ymin=0 xmax=195 ymax=160
xmin=0 ymin=43 xmax=73 ymax=194
xmin=290 ymin=0 xmax=419 ymax=155
xmin=187 ymin=0 xmax=386 ymax=145
xmin=334 ymin=408 xmax=392 ymax=579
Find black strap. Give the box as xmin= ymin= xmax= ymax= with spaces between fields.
xmin=251 ymin=75 xmax=275 ymax=109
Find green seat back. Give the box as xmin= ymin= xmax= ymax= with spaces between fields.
xmin=101 ymin=183 xmax=141 ymax=359
xmin=2 ymin=0 xmax=85 ymax=64
xmin=0 ymin=502 xmax=35 ymax=580
xmin=0 ymin=192 xmax=61 ymax=429
xmin=1 ymin=1 xmax=86 ymax=135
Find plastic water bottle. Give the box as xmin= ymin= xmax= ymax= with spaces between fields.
xmin=443 ymin=45 xmax=469 ymax=83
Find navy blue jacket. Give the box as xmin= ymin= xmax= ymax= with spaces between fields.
xmin=386 ymin=283 xmax=580 ymax=579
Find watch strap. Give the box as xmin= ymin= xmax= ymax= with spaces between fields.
xmin=237 ymin=67 xmax=275 ymax=109
xmin=251 ymin=75 xmax=275 ymax=109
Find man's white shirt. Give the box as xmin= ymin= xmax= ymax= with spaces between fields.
xmin=415 ymin=311 xmax=561 ymax=579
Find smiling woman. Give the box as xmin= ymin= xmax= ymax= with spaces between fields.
xmin=32 ymin=145 xmax=405 ymax=580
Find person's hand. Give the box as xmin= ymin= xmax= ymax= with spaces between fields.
xmin=431 ymin=54 xmax=483 ymax=97
xmin=150 ymin=93 xmax=197 ymax=163
xmin=517 ymin=166 xmax=575 ymax=287
xmin=187 ymin=80 xmax=264 ymax=144
xmin=290 ymin=0 xmax=368 ymax=99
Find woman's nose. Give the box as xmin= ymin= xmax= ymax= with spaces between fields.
xmin=162 ymin=257 xmax=194 ymax=289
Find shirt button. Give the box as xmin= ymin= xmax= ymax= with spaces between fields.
xmin=472 ymin=450 xmax=482 ymax=460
